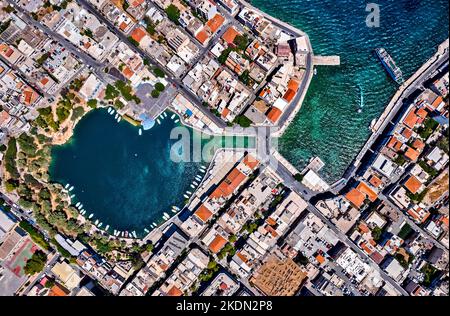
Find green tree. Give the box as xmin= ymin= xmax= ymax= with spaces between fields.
xmin=5 ymin=179 xmax=19 ymax=192
xmin=151 ymin=90 xmax=160 ymax=98
xmin=71 ymin=107 xmax=85 ymax=121
xmin=218 ymin=47 xmax=232 ymax=64
xmin=153 ymin=67 xmax=165 ymax=78
xmin=127 ymin=36 xmax=140 ymax=47
xmin=294 ymin=173 xmax=304 ymax=182
xmin=234 ymin=115 xmax=252 ymax=128
xmin=165 ymin=4 xmax=180 ymax=23
xmin=87 ymin=99 xmax=98 ymax=109
xmin=154 ymin=82 xmax=165 ymax=92
xmin=233 ymin=34 xmax=249 ymax=51
xmin=24 ymin=250 xmax=47 ymax=275
xmin=105 ymin=84 xmax=120 ymax=100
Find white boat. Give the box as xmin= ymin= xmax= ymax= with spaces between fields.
xmin=370 ymin=118 xmax=377 ymax=131
xmin=171 ymin=209 xmax=177 ymax=213
xmin=144 ymin=228 xmax=150 ymax=233
xmin=64 ymin=184 xmax=70 ymax=189
xmin=94 ymin=219 xmax=99 ymax=225
xmin=113 ymin=229 xmax=117 ymax=235
xmin=105 ymin=225 xmax=109 ymax=231
xmin=111 ymin=109 xmax=115 ymax=115
xmin=139 ymin=129 xmax=142 ymax=136
xmin=171 ymin=114 xmax=176 ymax=119
xmin=162 ymin=215 xmax=169 ymax=220
xmin=190 ymin=184 xmax=195 ymax=189
xmin=75 ymin=202 xmax=80 ymax=208
xmin=195 ymin=176 xmax=202 ymax=181
xmin=70 ymin=194 xmax=75 ymax=199
xmin=98 ymin=223 xmax=103 ymax=228
xmin=68 ymin=186 xmax=74 ymax=191
xmin=132 ymin=231 xmax=137 ymax=238
xmin=184 ymin=194 xmax=189 ymax=198
xmin=78 ymin=204 xmax=83 ymax=210
xmin=156 ymin=118 xmax=161 ymax=124
xmin=117 ymin=116 xmax=121 ymax=122
xmin=357 ymin=84 xmax=364 ymax=113
xmin=152 ymin=222 xmax=157 ymax=227
xmin=186 ymin=191 xmax=192 ymax=195
xmin=174 ymin=119 xmax=179 ymax=123
xmin=114 ymin=113 xmax=118 ymax=120
xmin=164 ymin=212 xmax=170 ymax=217
xmin=88 ymin=214 xmax=94 ymax=219
xmin=193 ymin=181 xmax=198 ymax=186
xmin=172 ymin=206 xmax=180 ymax=211
xmin=163 ymin=112 xmax=167 ymax=118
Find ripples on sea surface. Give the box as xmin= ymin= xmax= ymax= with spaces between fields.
xmin=252 ymin=0 xmax=449 ymax=182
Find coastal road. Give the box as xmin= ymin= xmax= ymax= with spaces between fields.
xmin=346 ymin=44 xmax=449 ymax=181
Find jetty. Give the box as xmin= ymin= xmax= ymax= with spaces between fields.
xmin=313 ymin=55 xmax=341 ymax=66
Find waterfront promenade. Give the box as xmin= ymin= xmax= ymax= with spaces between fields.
xmin=337 ymin=39 xmax=449 ymax=188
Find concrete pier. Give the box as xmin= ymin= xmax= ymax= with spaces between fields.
xmin=313 ymin=55 xmax=341 ymax=66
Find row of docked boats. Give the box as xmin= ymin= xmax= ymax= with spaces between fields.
xmin=107 ymin=107 xmax=121 ymax=123
xmin=156 ymin=111 xmax=180 ymax=125
xmin=112 ymin=230 xmax=138 ymax=238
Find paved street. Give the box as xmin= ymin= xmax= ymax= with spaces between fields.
xmin=267 ymin=160 xmax=410 ymax=296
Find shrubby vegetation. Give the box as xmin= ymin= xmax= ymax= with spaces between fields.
xmin=24 ymin=250 xmax=47 ymax=275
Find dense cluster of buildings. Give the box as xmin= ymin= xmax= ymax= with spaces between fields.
xmin=0 ymin=0 xmax=448 ymax=298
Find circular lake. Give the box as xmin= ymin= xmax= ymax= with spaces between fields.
xmin=50 ymin=108 xmax=254 ymax=236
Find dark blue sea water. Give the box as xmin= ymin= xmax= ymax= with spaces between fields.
xmin=253 ymin=0 xmax=449 ymax=181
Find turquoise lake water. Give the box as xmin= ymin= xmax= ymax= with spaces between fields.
xmin=50 ymin=109 xmax=254 ymax=234
xmin=252 ymin=0 xmax=449 ymax=182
